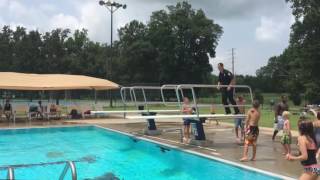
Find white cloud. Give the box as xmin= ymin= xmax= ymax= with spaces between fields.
xmin=39 ymin=3 xmax=57 ymax=13
xmin=0 ymin=0 xmax=8 ymax=8
xmin=8 ymin=1 xmax=28 ymax=20
xmin=46 ymin=1 xmax=111 ymax=43
xmin=77 ymin=2 xmax=110 ymax=42
xmin=255 ymin=16 xmax=289 ymax=42
xmin=49 ymin=13 xmax=80 ymax=31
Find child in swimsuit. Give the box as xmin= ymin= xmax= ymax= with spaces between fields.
xmin=245 ymin=126 xmax=259 ymax=146
xmin=235 ymin=96 xmax=246 ymax=142
xmin=281 ymin=111 xmax=292 ymax=155
xmin=182 ymin=97 xmax=193 ymax=143
xmin=240 ymin=100 xmax=260 ymax=162
xmin=287 ymin=120 xmax=320 ymax=180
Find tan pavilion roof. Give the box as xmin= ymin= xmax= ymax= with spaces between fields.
xmin=0 ymin=72 xmax=120 ymax=90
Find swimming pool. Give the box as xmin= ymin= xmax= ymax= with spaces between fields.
xmin=0 ymin=126 xmax=289 ymax=179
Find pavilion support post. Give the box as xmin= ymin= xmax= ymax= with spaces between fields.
xmin=94 ymin=90 xmax=97 ymax=104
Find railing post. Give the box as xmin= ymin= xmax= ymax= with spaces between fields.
xmin=7 ymin=167 xmax=14 ymax=180
xmin=59 ymin=161 xmax=77 ymax=180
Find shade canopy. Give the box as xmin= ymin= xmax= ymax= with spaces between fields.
xmin=0 ymin=72 xmax=120 ymax=90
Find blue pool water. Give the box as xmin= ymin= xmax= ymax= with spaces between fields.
xmin=0 ymin=126 xmax=282 ymax=180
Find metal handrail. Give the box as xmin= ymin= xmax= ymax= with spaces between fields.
xmin=134 ymin=86 xmax=182 ymax=107
xmin=120 ymin=87 xmax=135 ymax=118
xmin=160 ymin=85 xmax=182 ymax=107
xmin=176 ymin=84 xmax=254 ymax=119
xmin=59 ymin=161 xmax=77 ymax=180
xmin=129 ymin=86 xmax=179 ymax=108
xmin=119 ymin=84 xmax=254 ymax=120
xmin=0 ymin=160 xmax=81 ymax=180
xmin=120 ymin=87 xmax=134 ymax=105
xmin=177 ymin=84 xmax=254 ymax=103
xmin=7 ymin=167 xmax=14 ymax=180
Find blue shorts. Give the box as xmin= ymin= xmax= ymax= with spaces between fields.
xmin=183 ymin=118 xmax=192 ymax=126
xmin=276 ymin=116 xmax=284 ymax=130
xmin=234 ymin=118 xmax=244 ymax=128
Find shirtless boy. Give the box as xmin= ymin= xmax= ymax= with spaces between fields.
xmin=240 ymin=100 xmax=261 ymax=162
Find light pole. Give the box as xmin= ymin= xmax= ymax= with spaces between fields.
xmin=99 ymin=0 xmax=126 ymax=107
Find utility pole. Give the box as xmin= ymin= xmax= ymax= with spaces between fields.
xmin=231 ymin=48 xmax=235 ymax=76
xmin=231 ymin=48 xmax=236 ymax=95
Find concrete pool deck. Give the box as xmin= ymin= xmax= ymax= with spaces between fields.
xmin=0 ymin=117 xmax=303 ymax=179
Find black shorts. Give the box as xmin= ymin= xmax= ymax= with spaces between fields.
xmin=183 ymin=118 xmax=192 ymax=126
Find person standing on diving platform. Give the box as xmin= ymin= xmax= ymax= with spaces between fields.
xmin=217 ymin=63 xmax=240 ymax=114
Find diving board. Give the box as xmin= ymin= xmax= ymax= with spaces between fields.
xmin=91 ymin=109 xmax=181 ymax=114
xmin=126 ymin=114 xmax=246 ymax=120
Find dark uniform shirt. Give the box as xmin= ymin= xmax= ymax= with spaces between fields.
xmin=4 ymin=103 xmax=11 ymax=111
xmin=218 ymin=69 xmax=234 ymax=85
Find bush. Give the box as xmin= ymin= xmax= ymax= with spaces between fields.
xmin=305 ymin=83 xmax=320 ymax=104
xmin=254 ymin=90 xmax=264 ymax=105
xmin=289 ymin=92 xmax=302 ymax=106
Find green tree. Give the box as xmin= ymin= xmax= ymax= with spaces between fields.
xmin=287 ymin=0 xmax=320 ymax=103
xmin=258 ymin=0 xmax=320 ymax=103
xmin=115 ymin=2 xmax=223 ymax=85
xmin=116 ymin=20 xmax=159 ymax=84
xmin=0 ymin=26 xmax=14 ymax=71
xmin=254 ymin=90 xmax=264 ymax=107
xmin=148 ymin=2 xmax=223 ymax=84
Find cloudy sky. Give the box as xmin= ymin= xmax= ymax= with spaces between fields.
xmin=0 ymin=0 xmax=294 ymax=75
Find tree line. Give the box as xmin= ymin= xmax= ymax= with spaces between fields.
xmin=0 ymin=1 xmax=318 ymax=105
xmin=257 ymin=0 xmax=320 ymax=104
xmin=0 ymin=2 xmax=222 ymax=86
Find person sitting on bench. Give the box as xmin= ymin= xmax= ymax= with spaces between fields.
xmin=3 ymin=99 xmax=13 ymax=121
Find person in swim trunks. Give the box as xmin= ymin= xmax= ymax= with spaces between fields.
xmin=272 ymin=95 xmax=289 ymax=141
xmin=281 ymin=111 xmax=292 ymax=155
xmin=286 ymin=120 xmax=320 ymax=180
xmin=3 ymin=99 xmax=13 ymax=121
xmin=235 ymin=95 xmax=246 ymax=142
xmin=240 ymin=100 xmax=260 ymax=162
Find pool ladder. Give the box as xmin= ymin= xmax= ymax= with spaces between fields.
xmin=59 ymin=161 xmax=77 ymax=180
xmin=6 ymin=167 xmax=14 ymax=180
xmin=4 ymin=161 xmax=77 ymax=180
